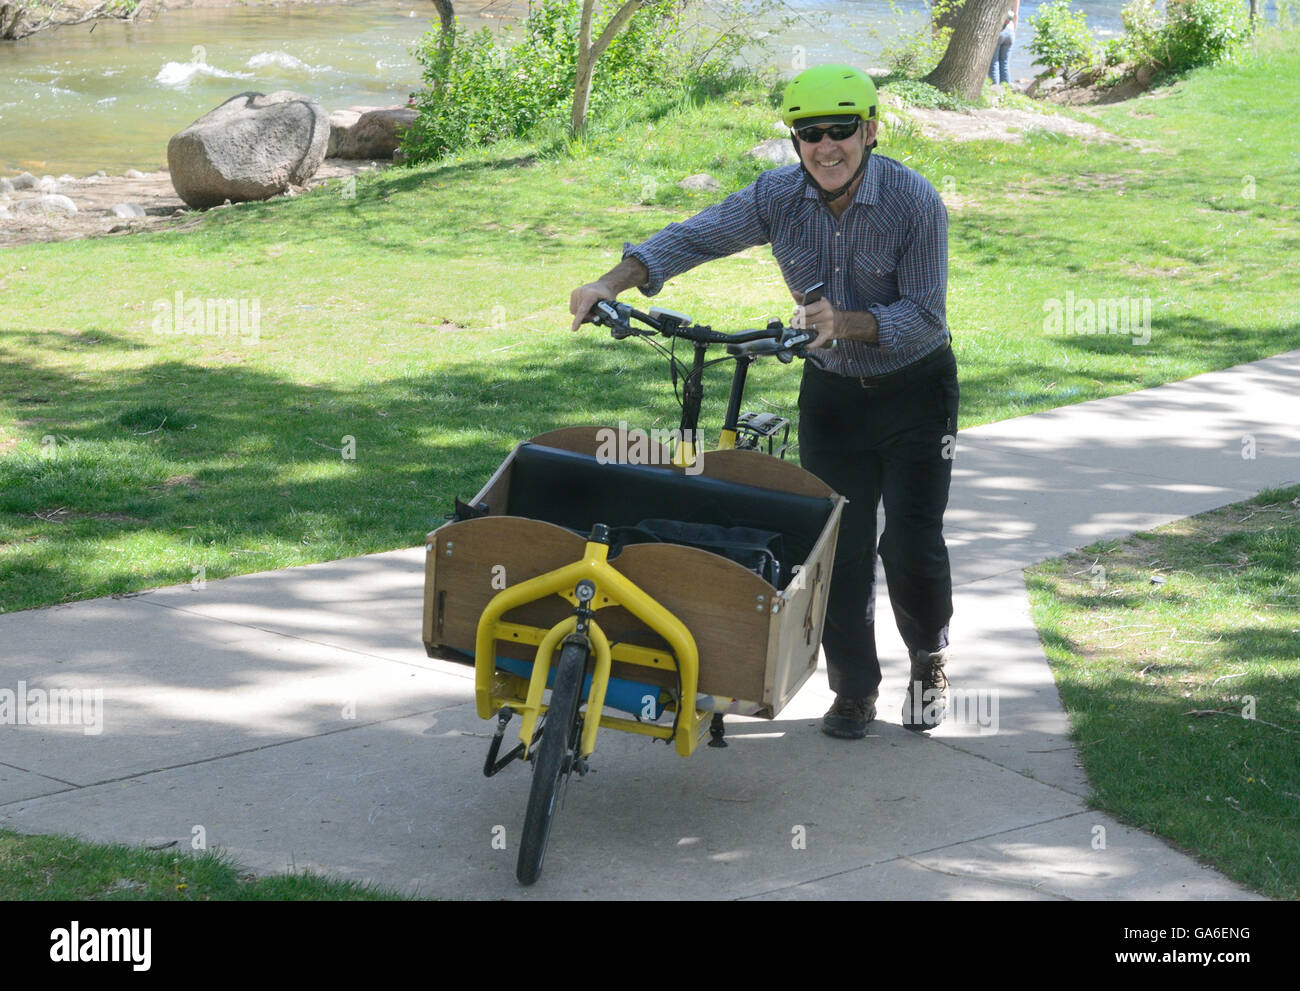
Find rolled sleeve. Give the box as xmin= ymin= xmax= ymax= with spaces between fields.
xmin=869 ymin=193 xmax=948 ymax=352
xmin=622 ymin=181 xmax=772 ymax=297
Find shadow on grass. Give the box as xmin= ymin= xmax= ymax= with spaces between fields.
xmin=0 ymin=333 xmax=747 ymax=609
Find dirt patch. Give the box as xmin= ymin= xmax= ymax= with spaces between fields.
xmin=1 ymin=160 xmax=388 ymax=248
xmin=1071 ymin=172 xmax=1134 ymax=191
xmin=33 ymin=508 xmax=148 ymax=525
xmin=1045 ymin=75 xmax=1150 ymax=107
xmin=898 ymin=100 xmax=1166 ymax=155
xmin=939 ymin=190 xmax=976 ymax=212
xmin=1125 ymin=265 xmax=1190 ymax=278
xmin=902 ymin=105 xmax=1126 ymax=145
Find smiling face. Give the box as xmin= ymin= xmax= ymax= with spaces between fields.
xmin=795 ymin=116 xmax=879 ymax=200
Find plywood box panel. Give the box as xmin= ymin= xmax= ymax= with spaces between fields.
xmin=424 ymin=427 xmax=845 ymax=717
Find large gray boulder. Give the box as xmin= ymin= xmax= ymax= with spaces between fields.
xmin=679 ymin=173 xmax=720 ymax=192
xmin=167 ymin=91 xmax=329 ymax=209
xmin=749 ymin=138 xmax=799 ymax=166
xmin=326 ymin=105 xmax=385 ymax=158
xmin=335 ymin=107 xmax=417 ymax=160
xmin=327 ymin=110 xmax=362 ymax=158
xmin=15 ymin=195 xmax=78 ymax=217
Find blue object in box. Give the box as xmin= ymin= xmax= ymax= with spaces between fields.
xmin=493 ymin=656 xmax=664 ymax=721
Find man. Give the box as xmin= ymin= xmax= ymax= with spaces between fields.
xmin=568 ymin=65 xmax=957 ymax=739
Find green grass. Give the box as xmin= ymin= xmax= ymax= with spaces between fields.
xmin=1 ymin=31 xmax=1298 ymax=618
xmin=1026 ymin=484 xmax=1300 ymax=899
xmin=3 ymin=35 xmax=1299 ymax=898
xmin=0 ymin=827 xmax=404 ymax=899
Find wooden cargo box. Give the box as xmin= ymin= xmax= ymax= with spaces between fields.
xmin=422 ymin=426 xmax=845 ymax=718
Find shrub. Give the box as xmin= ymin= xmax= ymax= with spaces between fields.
xmin=882 ymin=26 xmax=952 ymax=79
xmin=1162 ymin=0 xmax=1252 ymax=71
xmin=1111 ymin=0 xmax=1251 ymax=76
xmin=404 ymin=0 xmax=762 ymax=164
xmin=881 ymin=0 xmax=955 ymax=79
xmin=1119 ymin=0 xmax=1165 ymax=61
xmin=883 ymin=78 xmax=974 ymax=111
xmin=1028 ymin=1 xmax=1100 ymax=79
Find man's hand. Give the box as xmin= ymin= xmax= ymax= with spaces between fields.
xmin=569 ymin=257 xmax=650 ymax=331
xmin=792 ymin=297 xmax=838 ymax=350
xmin=569 ymin=280 xmax=616 ymax=332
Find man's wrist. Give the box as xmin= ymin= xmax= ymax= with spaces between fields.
xmin=832 ymin=309 xmax=879 ymax=345
xmin=600 ymin=257 xmax=650 ymax=296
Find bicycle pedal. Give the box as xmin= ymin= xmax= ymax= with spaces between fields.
xmin=737 ymin=411 xmax=790 ymax=437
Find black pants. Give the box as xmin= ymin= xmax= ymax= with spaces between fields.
xmin=797 ymin=343 xmax=958 ymax=699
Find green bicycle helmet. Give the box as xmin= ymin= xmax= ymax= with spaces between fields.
xmin=783 ymin=65 xmax=879 ymax=203
xmin=782 ymin=64 xmax=877 ymax=127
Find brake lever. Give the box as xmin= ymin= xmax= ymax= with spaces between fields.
xmin=592 ymin=299 xmax=637 ymax=339
xmin=778 ymin=326 xmax=813 ymax=364
xmin=784 ymin=327 xmax=836 ymax=368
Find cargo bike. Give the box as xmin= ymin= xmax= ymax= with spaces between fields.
xmin=422 ymin=291 xmax=846 ymax=884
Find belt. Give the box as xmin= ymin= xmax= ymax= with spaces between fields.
xmin=811 ymin=338 xmax=954 ymax=394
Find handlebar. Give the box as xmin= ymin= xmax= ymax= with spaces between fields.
xmin=586 ymin=289 xmax=824 ymax=365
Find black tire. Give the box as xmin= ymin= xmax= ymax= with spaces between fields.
xmin=516 ymin=639 xmax=588 ymax=885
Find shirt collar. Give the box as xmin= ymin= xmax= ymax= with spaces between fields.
xmin=800 ymin=149 xmax=882 ymax=209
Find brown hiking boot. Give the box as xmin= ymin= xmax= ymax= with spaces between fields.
xmin=902 ymin=647 xmax=950 ymax=731
xmin=822 ymin=692 xmax=878 ymax=739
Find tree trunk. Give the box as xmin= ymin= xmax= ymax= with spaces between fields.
xmin=1 ymin=3 xmax=23 ymax=40
xmin=924 ymin=0 xmax=1007 ymax=99
xmin=571 ymin=0 xmax=644 ymax=136
xmin=1249 ymin=0 xmax=1259 ymax=23
xmin=572 ymin=0 xmax=597 ymax=136
xmin=431 ymin=0 xmax=454 ymax=38
xmin=423 ymin=0 xmax=456 ymax=93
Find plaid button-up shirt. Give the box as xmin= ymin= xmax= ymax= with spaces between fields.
xmin=624 ymin=154 xmax=949 ymax=377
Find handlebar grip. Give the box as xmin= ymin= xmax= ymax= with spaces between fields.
xmin=727 ymin=328 xmax=815 ymax=360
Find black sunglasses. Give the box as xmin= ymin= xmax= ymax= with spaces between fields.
xmin=794 ymin=119 xmax=861 ymax=143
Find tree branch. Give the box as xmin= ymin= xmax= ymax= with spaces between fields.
xmin=4 ymin=1 xmax=141 ymax=40
xmin=591 ymin=0 xmax=644 ymax=62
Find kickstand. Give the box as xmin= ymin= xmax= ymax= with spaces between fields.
xmin=707 ymin=712 xmax=727 ymax=748
xmin=483 ymin=708 xmax=525 ymax=777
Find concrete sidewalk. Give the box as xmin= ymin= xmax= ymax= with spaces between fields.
xmin=3 ymin=349 xmax=1297 ymax=899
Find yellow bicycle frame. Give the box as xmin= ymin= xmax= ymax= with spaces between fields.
xmin=474 ymin=535 xmax=711 ymax=758
xmin=672 ymin=426 xmax=736 ymax=470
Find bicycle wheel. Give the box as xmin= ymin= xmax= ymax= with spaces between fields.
xmin=516 ymin=638 xmax=588 ymax=885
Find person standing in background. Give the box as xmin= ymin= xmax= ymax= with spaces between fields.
xmin=989 ymin=4 xmax=1019 ymax=86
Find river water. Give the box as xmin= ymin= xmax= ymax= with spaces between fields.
xmin=0 ymin=0 xmax=1268 ymax=175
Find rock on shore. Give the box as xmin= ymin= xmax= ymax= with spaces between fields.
xmin=334 ymin=108 xmax=418 ymax=160
xmin=167 ymin=90 xmax=329 ymax=209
